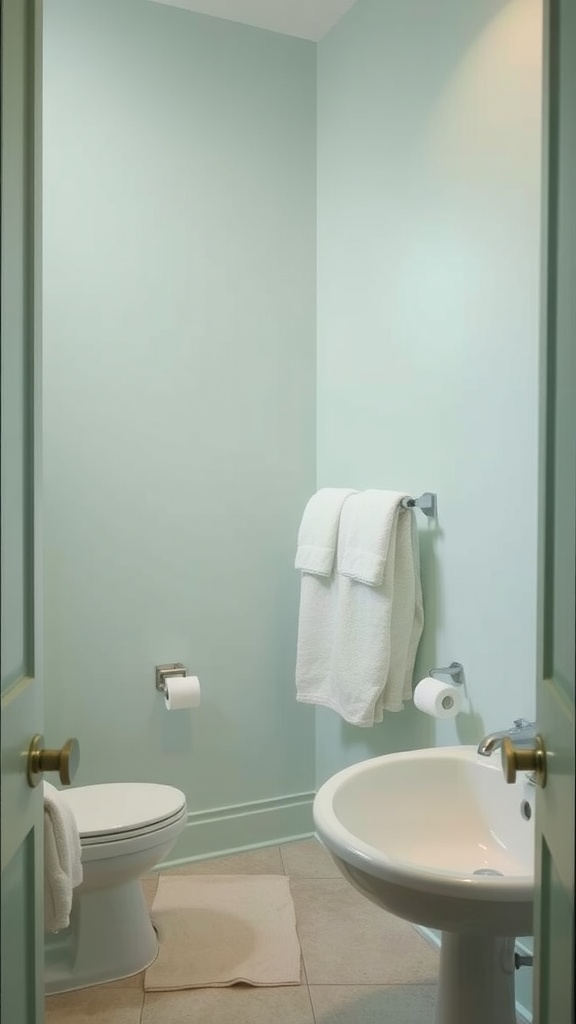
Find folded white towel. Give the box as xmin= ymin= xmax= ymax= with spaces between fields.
xmin=295 ymin=488 xmax=355 ymax=707
xmin=338 ymin=489 xmax=408 ymax=585
xmin=44 ymin=782 xmax=83 ymax=932
xmin=296 ymin=490 xmax=424 ymax=726
xmin=294 ymin=488 xmax=357 ymax=576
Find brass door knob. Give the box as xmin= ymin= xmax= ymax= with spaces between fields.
xmin=501 ymin=735 xmax=547 ymax=787
xmin=27 ymin=734 xmax=80 ymax=788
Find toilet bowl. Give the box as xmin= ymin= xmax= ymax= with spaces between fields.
xmin=45 ymin=782 xmax=187 ymax=994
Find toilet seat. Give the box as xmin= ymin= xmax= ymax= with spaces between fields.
xmin=61 ymin=783 xmax=187 ymax=846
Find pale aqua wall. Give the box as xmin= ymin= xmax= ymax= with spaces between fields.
xmin=43 ymin=0 xmax=543 ymax=906
xmin=42 ymin=0 xmax=317 ymax=857
xmin=316 ymin=0 xmax=542 ymax=784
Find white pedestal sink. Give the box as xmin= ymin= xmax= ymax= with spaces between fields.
xmin=313 ymin=746 xmax=534 ymax=1024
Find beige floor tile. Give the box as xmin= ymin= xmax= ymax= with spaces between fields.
xmin=309 ymin=984 xmax=437 ymax=1024
xmin=141 ymin=984 xmax=315 ymax=1024
xmin=291 ymin=879 xmax=439 ymax=985
xmin=159 ymin=846 xmax=284 ymax=877
xmin=280 ymin=838 xmax=342 ymax=878
xmin=45 ymin=987 xmax=143 ymax=1023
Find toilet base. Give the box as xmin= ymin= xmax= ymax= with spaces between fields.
xmin=434 ymin=933 xmax=518 ymax=1024
xmin=45 ymin=880 xmax=158 ymax=994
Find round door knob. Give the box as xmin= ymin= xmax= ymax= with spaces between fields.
xmin=501 ymin=735 xmax=547 ymax=787
xmin=27 ymin=734 xmax=80 ymax=788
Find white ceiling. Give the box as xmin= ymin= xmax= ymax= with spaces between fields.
xmin=147 ymin=0 xmax=359 ymax=41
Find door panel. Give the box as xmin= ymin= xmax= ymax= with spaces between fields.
xmin=535 ymin=1 xmax=575 ymax=1021
xmin=0 ymin=0 xmax=44 ymax=1022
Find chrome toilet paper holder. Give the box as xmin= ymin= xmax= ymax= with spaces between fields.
xmin=155 ymin=663 xmax=187 ymax=694
xmin=429 ymin=662 xmax=464 ymax=686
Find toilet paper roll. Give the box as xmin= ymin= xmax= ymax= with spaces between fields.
xmin=413 ymin=677 xmax=462 ymax=719
xmin=164 ymin=675 xmax=201 ymax=711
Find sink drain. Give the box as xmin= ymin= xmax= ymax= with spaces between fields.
xmin=473 ymin=868 xmax=504 ymax=876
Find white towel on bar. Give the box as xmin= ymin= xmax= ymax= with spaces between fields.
xmin=338 ymin=489 xmax=408 ymax=586
xmin=296 ymin=490 xmax=424 ymax=726
xmin=295 ymin=488 xmax=356 ymax=707
xmin=44 ymin=782 xmax=83 ymax=932
xmin=294 ymin=488 xmax=357 ymax=576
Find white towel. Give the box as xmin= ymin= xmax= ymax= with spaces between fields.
xmin=294 ymin=488 xmax=357 ymax=576
xmin=338 ymin=489 xmax=408 ymax=585
xmin=43 ymin=782 xmax=83 ymax=932
xmin=295 ymin=488 xmax=356 ymax=709
xmin=296 ymin=490 xmax=424 ymax=726
xmin=295 ymin=570 xmax=340 ymax=708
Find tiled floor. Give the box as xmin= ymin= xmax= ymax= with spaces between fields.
xmin=45 ymin=839 xmax=439 ymax=1024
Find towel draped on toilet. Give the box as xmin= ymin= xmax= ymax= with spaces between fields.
xmin=43 ymin=781 xmax=83 ymax=932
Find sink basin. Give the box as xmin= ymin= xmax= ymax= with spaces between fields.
xmin=313 ymin=745 xmax=535 ymax=1024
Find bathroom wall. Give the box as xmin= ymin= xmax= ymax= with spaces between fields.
xmin=42 ymin=0 xmax=317 ymax=858
xmin=43 ymin=0 xmax=543 ymax=868
xmin=316 ymin=0 xmax=543 ymax=783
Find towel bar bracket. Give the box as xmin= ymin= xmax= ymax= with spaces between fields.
xmin=401 ymin=492 xmax=437 ymax=518
xmin=155 ymin=663 xmax=187 ymax=694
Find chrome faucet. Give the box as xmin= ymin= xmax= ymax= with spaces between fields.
xmin=477 ymin=718 xmax=537 ymax=757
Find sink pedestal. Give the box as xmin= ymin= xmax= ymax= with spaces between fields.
xmin=435 ymin=933 xmax=517 ymax=1024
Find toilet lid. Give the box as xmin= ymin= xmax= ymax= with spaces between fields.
xmin=60 ymin=783 xmax=187 ymax=840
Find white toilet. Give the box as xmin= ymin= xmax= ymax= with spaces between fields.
xmin=45 ymin=782 xmax=187 ymax=995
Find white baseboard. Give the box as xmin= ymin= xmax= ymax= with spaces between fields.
xmin=158 ymin=790 xmax=315 ymax=866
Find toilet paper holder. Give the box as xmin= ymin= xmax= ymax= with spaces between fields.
xmin=155 ymin=663 xmax=188 ymax=694
xmin=429 ymin=662 xmax=464 ymax=686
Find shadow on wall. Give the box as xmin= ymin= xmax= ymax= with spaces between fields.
xmin=418 ymin=522 xmax=485 ymax=747
xmin=455 ymin=689 xmax=486 ymax=747
xmin=417 ymin=522 xmax=485 ymax=747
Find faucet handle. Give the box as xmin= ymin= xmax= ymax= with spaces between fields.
xmin=511 ymin=718 xmax=534 ymax=732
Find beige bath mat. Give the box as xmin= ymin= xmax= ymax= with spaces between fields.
xmin=144 ymin=874 xmax=301 ymax=991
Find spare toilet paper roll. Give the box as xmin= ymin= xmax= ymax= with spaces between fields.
xmin=413 ymin=677 xmax=462 ymax=719
xmin=164 ymin=675 xmax=201 ymax=711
